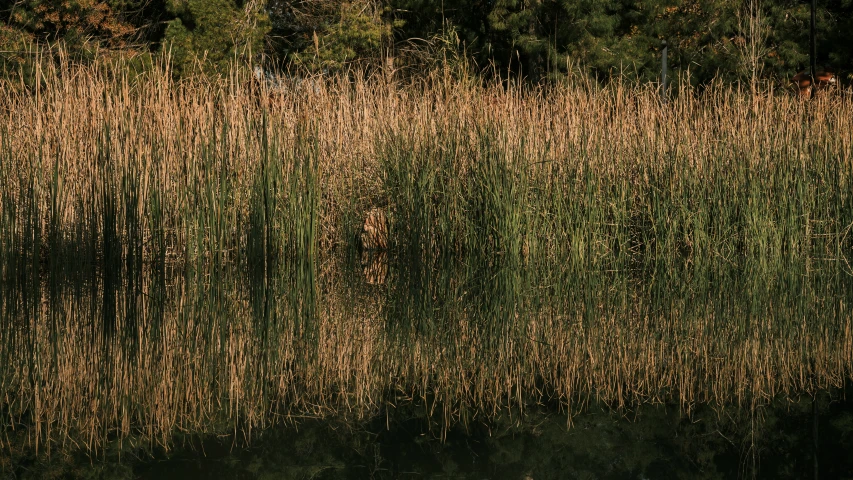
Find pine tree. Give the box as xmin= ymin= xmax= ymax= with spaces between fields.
xmin=267 ymin=0 xmax=390 ymax=72
xmin=162 ymin=0 xmax=269 ymax=76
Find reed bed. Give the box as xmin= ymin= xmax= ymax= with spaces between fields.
xmin=0 ymin=61 xmax=852 ymax=268
xmin=2 ymin=59 xmax=853 ymax=455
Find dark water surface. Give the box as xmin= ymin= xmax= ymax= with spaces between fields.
xmin=130 ymin=395 xmax=853 ymax=480
xmin=2 ymin=255 xmax=853 ymax=479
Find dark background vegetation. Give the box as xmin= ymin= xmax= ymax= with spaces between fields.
xmin=1 ymin=0 xmax=852 ymax=86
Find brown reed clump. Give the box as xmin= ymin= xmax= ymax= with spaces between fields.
xmin=360 ymin=207 xmax=389 ymax=251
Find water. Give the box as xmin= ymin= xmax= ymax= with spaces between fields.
xmin=2 ymin=253 xmax=852 ymax=478
xmin=135 ymin=396 xmax=853 ymax=479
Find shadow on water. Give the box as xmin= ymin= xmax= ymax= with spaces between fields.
xmin=129 ymin=388 xmax=853 ymax=480
xmin=9 ymin=386 xmax=848 ymax=479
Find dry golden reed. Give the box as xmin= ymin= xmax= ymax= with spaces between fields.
xmin=1 ymin=58 xmax=851 ymax=266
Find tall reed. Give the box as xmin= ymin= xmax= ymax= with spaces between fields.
xmin=1 ymin=60 xmax=851 ymax=268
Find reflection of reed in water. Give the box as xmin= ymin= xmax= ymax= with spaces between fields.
xmin=2 ymin=259 xmax=852 ymax=455
xmin=360 ymin=251 xmax=388 ymax=285
xmin=358 ymin=208 xmax=389 ymax=284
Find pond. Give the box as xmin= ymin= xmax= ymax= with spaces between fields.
xmin=2 ymin=254 xmax=852 ymax=479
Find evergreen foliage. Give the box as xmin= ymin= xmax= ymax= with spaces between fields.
xmin=1 ymin=0 xmax=852 ymax=83
xmin=162 ymin=0 xmax=269 ymax=75
xmin=268 ymin=0 xmax=391 ymax=71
